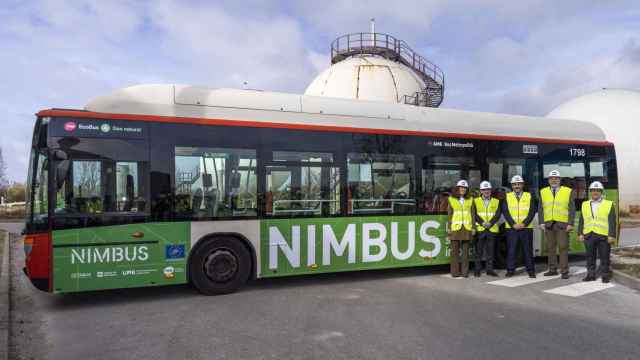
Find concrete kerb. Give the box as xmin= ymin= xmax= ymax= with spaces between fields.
xmin=0 ymin=231 xmax=10 ymax=360
xmin=612 ymin=269 xmax=640 ymax=292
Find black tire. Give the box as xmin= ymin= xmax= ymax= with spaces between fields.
xmin=189 ymin=236 xmax=251 ymax=295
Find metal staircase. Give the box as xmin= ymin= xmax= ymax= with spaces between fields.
xmin=330 ymin=32 xmax=445 ymax=107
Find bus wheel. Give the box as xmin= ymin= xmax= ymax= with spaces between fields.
xmin=189 ymin=236 xmax=251 ymax=295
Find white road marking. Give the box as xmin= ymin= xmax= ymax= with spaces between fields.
xmin=544 ymin=281 xmax=615 ymax=297
xmin=487 ymin=267 xmax=587 ymax=288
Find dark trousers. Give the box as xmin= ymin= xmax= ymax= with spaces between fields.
xmin=584 ymin=234 xmax=611 ymax=279
xmin=475 ymin=231 xmax=496 ymax=271
xmin=506 ymin=229 xmax=535 ymax=273
xmin=450 ymin=240 xmax=470 ymax=276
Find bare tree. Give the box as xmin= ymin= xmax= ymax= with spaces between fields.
xmin=0 ymin=147 xmax=8 ymax=194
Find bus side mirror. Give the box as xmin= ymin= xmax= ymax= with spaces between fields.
xmin=56 ymin=160 xmax=71 ymax=190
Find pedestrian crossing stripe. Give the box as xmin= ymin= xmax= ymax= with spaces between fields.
xmin=487 ymin=267 xmax=587 ymax=288
xmin=543 ymin=281 xmax=615 ymax=297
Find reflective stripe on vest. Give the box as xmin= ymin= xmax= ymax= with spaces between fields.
xmin=448 ymin=196 xmax=473 ymax=231
xmin=540 ymin=186 xmax=571 ymax=223
xmin=474 ymin=197 xmax=500 ymax=233
xmin=581 ymin=199 xmax=613 ymax=236
xmin=505 ymin=192 xmax=533 ymax=229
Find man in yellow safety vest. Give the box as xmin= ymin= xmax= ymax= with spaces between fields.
xmin=578 ymin=181 xmax=617 ymax=283
xmin=472 ymin=181 xmax=501 ymax=277
xmin=502 ymin=175 xmax=537 ymax=278
xmin=538 ymin=169 xmax=576 ymax=279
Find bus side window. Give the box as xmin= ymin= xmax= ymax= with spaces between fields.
xmin=348 ymin=153 xmax=415 ymax=215
xmin=174 ymin=146 xmax=257 ymax=219
xmin=422 ymin=156 xmax=478 ymax=213
xmin=265 ymin=151 xmax=340 ymax=217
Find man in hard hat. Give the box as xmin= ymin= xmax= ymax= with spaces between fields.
xmin=502 ymin=175 xmax=537 ymax=278
xmin=538 ymin=170 xmax=576 ymax=279
xmin=447 ymin=180 xmax=475 ymax=278
xmin=472 ymin=181 xmax=501 ymax=277
xmin=578 ymin=181 xmax=617 ymax=283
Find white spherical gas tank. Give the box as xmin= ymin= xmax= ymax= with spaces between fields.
xmin=547 ymin=89 xmax=640 ymax=211
xmin=304 ymin=55 xmax=425 ymax=104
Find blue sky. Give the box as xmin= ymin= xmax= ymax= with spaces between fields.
xmin=1 ymin=0 xmax=639 ymax=181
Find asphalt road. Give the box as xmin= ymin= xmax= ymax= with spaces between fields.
xmin=3 ymin=223 xmax=640 ymax=360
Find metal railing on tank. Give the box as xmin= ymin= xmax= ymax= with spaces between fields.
xmin=330 ymin=32 xmax=445 ymax=107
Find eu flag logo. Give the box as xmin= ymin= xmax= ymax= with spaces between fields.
xmin=165 ymin=244 xmax=185 ymax=259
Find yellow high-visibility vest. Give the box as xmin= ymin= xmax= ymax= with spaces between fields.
xmin=581 ymin=199 xmax=613 ymax=236
xmin=505 ymin=192 xmax=533 ymax=229
xmin=540 ymin=186 xmax=572 ymax=223
xmin=448 ymin=196 xmax=473 ymax=231
xmin=474 ymin=197 xmax=500 ymax=233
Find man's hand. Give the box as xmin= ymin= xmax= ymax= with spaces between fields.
xmin=514 ymin=223 xmax=524 ymax=230
xmin=483 ymin=222 xmax=491 ymax=228
xmin=566 ymin=224 xmax=574 ymax=232
xmin=578 ymin=235 xmax=584 ymax=242
xmin=539 ymin=224 xmax=546 ymax=231
xmin=608 ymin=237 xmax=616 ymax=244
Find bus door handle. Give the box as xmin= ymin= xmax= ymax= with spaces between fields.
xmin=131 ymin=231 xmax=145 ymax=238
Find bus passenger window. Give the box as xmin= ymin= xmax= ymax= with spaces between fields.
xmin=348 ymin=153 xmax=415 ymax=215
xmin=422 ymin=156 xmax=478 ymax=213
xmin=266 ymin=151 xmax=340 ymax=217
xmin=72 ymin=161 xmax=103 ymax=213
xmin=55 ymin=159 xmax=148 ymax=215
xmin=175 ymin=147 xmax=257 ymax=219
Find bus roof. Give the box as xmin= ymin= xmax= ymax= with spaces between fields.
xmin=40 ymin=84 xmax=609 ymax=145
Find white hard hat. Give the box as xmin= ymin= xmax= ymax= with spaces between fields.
xmin=511 ymin=175 xmax=524 ymax=184
xmin=548 ymin=169 xmax=561 ymax=178
xmin=456 ymin=180 xmax=469 ymax=188
xmin=479 ymin=181 xmax=492 ymax=190
xmin=589 ymin=181 xmax=604 ymax=190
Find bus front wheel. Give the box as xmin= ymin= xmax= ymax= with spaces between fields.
xmin=189 ymin=236 xmax=251 ymax=295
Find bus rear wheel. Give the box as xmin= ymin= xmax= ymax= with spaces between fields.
xmin=189 ymin=236 xmax=251 ymax=295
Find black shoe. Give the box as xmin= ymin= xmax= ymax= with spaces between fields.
xmin=543 ymin=270 xmax=559 ymax=276
xmin=486 ymin=270 xmax=499 ymax=277
xmin=582 ymin=275 xmax=596 ymax=282
xmin=452 ymin=274 xmax=461 ymax=278
xmin=462 ymin=273 xmax=469 ymax=278
xmin=505 ymin=271 xmax=515 ymax=277
xmin=474 ymin=270 xmax=481 ymax=277
xmin=561 ymin=273 xmax=570 ymax=279
xmin=528 ymin=272 xmax=536 ymax=278
xmin=602 ymin=277 xmax=610 ymax=283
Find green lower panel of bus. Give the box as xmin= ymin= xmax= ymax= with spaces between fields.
xmin=52 ymin=222 xmax=191 ymax=293
xmin=52 ymin=197 xmax=618 ymax=292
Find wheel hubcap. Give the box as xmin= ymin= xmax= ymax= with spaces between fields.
xmin=204 ymin=249 xmax=238 ymax=283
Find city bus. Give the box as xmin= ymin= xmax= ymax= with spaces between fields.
xmin=23 ymin=84 xmax=618 ymax=295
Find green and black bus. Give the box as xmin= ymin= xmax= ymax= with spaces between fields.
xmin=23 ymin=84 xmax=618 ymax=294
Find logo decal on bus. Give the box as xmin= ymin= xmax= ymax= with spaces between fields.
xmin=263 ymin=218 xmax=445 ymax=275
xmin=64 ymin=121 xmax=77 ymax=132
